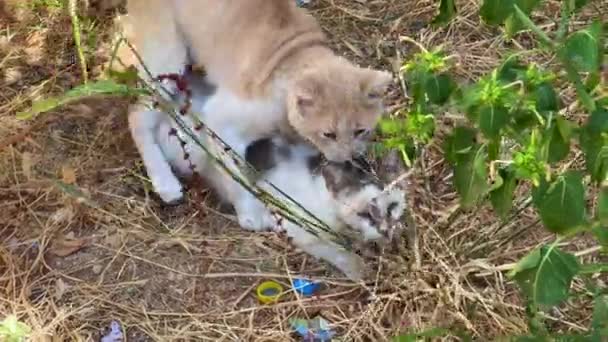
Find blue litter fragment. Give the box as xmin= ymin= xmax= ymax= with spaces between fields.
xmin=292 ymin=278 xmax=320 ymax=297
xmin=100 ymin=321 xmax=123 ymax=342
xmin=290 ymin=316 xmax=336 ymax=341
xmin=295 ymin=0 xmax=311 ymax=7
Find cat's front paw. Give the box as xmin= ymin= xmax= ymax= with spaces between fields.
xmin=152 ymin=176 xmax=184 ymax=205
xmin=235 ymin=200 xmax=275 ymax=231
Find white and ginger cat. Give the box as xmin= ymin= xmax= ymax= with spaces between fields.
xmin=122 ymin=0 xmax=393 ymax=231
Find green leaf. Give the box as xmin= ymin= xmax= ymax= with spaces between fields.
xmin=498 ymin=55 xmax=527 ymax=82
xmin=562 ymin=20 xmax=603 ymax=73
xmin=405 ymin=110 xmax=435 ymax=143
xmin=0 ymin=315 xmax=31 ymax=342
xmin=512 ymin=108 xmax=539 ymax=131
xmin=443 ymin=126 xmax=478 ymax=165
xmin=504 ymin=0 xmax=542 ymax=37
xmin=535 ymin=82 xmax=560 ymax=112
xmin=592 ymin=225 xmax=608 ymax=250
xmin=564 ymin=0 xmax=592 ymax=12
xmin=105 ymin=65 xmax=140 ymax=86
xmin=425 ymin=73 xmax=454 ymax=105
xmin=488 ymin=138 xmax=501 ymax=161
xmin=432 ymin=0 xmax=457 ymax=26
xmin=592 ymin=295 xmax=608 ymax=334
xmin=580 ymin=107 xmax=608 ymax=183
xmin=478 ymin=104 xmax=509 ymax=138
xmin=17 ymin=79 xmax=146 ymax=120
xmin=378 ymin=117 xmax=405 ymax=136
xmin=532 ymin=171 xmax=587 ymax=234
xmin=480 ymin=0 xmax=515 ymax=26
xmin=508 ymin=245 xmax=580 ymax=307
xmin=453 ymin=144 xmax=488 ymax=208
xmin=597 ymin=185 xmax=608 ymax=226
xmin=490 ymin=167 xmax=517 ymax=218
xmin=547 ymin=116 xmax=572 ymax=163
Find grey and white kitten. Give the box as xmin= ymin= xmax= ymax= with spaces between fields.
xmin=244 ymin=136 xmax=407 ymax=280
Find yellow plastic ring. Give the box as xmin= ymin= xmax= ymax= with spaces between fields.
xmin=256 ymin=281 xmax=283 ymax=304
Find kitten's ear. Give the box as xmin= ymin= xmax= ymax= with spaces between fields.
xmin=361 ymin=69 xmax=392 ymax=102
xmin=369 ymin=199 xmax=383 ymax=220
xmin=291 ymin=75 xmax=322 ymax=117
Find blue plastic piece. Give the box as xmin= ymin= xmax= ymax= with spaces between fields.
xmin=295 ymin=0 xmax=311 ymax=7
xmin=292 ymin=278 xmax=320 ymax=296
xmin=289 ymin=316 xmax=335 ymax=341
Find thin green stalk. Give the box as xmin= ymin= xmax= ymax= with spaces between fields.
xmin=68 ymin=0 xmax=88 ymax=83
xmin=579 ymin=263 xmax=608 ymax=274
xmin=558 ymin=51 xmax=597 ymax=112
xmin=513 ymin=5 xmax=556 ymax=49
xmin=555 ymin=0 xmax=572 ymax=41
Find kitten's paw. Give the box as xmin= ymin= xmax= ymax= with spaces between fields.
xmin=235 ymin=201 xmax=275 ymax=231
xmin=335 ymin=253 xmax=366 ymax=282
xmin=152 ymin=176 xmax=184 ymax=204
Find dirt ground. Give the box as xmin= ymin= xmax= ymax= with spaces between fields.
xmin=1 ymin=0 xmax=606 ymax=341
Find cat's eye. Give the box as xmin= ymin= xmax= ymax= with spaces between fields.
xmin=367 ymin=91 xmax=382 ymax=100
xmin=387 ymin=202 xmax=398 ymax=214
xmin=354 ymin=128 xmax=367 ymax=137
xmin=357 ymin=212 xmax=373 ymax=221
xmin=323 ymin=132 xmax=337 ymax=140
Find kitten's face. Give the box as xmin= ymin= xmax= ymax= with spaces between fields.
xmin=356 ymin=188 xmax=407 ymax=243
xmin=287 ymin=63 xmax=392 ymax=162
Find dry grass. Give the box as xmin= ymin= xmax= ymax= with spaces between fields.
xmin=1 ymin=0 xmax=607 ymax=340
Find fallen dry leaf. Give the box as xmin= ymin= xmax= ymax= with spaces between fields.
xmin=50 ymin=236 xmax=88 ymax=257
xmin=61 ymin=165 xmax=77 ymax=184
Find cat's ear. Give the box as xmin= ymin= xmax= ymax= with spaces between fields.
xmin=369 ymin=198 xmax=383 ymax=220
xmin=360 ymin=69 xmax=392 ymax=103
xmin=291 ymin=74 xmax=323 ymax=117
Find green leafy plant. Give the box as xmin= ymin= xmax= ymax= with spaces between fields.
xmin=390 ymin=0 xmax=606 ymax=339
xmin=0 ymin=315 xmax=31 ymax=342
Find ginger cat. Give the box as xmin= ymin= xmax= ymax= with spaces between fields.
xmin=124 ymin=0 xmax=392 ymax=231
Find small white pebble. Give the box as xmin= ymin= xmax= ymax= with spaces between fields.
xmin=3 ymin=67 xmax=23 ymax=85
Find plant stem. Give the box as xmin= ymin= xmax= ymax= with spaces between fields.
xmin=555 ymin=0 xmax=572 ymax=41
xmin=579 ymin=263 xmax=608 ymax=274
xmin=399 ymin=36 xmax=429 ymax=53
xmin=68 ymin=0 xmax=88 ymax=83
xmin=513 ymin=5 xmax=555 ymax=49
xmin=558 ymin=52 xmax=597 ymax=112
